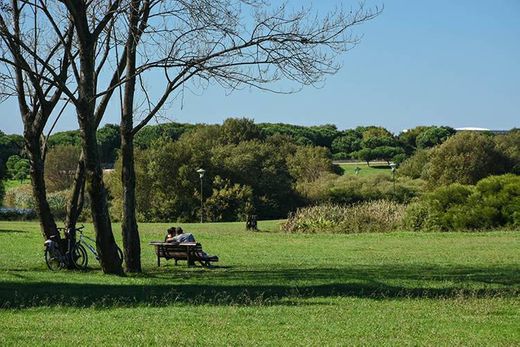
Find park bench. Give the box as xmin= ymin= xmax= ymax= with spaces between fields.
xmin=149 ymin=241 xmax=218 ymax=267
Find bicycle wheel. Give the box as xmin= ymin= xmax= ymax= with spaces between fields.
xmin=44 ymin=247 xmax=63 ymax=271
xmin=72 ymin=243 xmax=88 ymax=270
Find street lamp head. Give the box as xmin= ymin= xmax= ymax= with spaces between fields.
xmin=196 ymin=168 xmax=206 ymax=178
xmin=389 ymin=162 xmax=397 ymax=172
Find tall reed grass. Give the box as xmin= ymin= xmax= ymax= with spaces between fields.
xmin=282 ymin=200 xmax=406 ymax=233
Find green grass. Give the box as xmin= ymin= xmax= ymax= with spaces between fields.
xmin=2 ymin=179 xmax=29 ymax=191
xmin=336 ymin=162 xmax=391 ymax=176
xmin=0 ymin=221 xmax=519 ymax=345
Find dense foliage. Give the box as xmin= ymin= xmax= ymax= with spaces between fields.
xmin=404 ymin=175 xmax=520 ymax=231
xmin=296 ymin=174 xmax=425 ymax=205
xmin=2 ymin=119 xmax=518 ymax=230
xmin=400 ymin=132 xmax=511 ymax=186
xmin=0 ymin=131 xmax=23 ymax=178
xmin=106 ymin=119 xmax=335 ymax=222
xmin=44 ymin=145 xmax=81 ymax=192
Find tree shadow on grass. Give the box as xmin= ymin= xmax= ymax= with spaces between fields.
xmin=0 ymin=264 xmax=518 ymax=309
xmin=0 ymin=229 xmax=28 ymax=234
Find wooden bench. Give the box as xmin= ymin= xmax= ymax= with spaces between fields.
xmin=149 ymin=241 xmax=218 ymax=267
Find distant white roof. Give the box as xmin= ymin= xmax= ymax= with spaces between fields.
xmin=455 ymin=127 xmax=490 ymax=131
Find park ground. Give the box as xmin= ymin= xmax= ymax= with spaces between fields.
xmin=0 ymin=221 xmax=519 ymax=345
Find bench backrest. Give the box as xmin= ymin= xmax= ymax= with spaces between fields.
xmin=154 ymin=243 xmax=202 ymax=259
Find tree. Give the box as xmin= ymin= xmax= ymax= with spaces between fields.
xmin=425 ymin=132 xmax=507 ymax=186
xmin=399 ymin=149 xmax=431 ymax=179
xmin=44 ymin=145 xmax=81 ymax=192
xmin=359 ymin=126 xmax=394 ymax=141
xmin=97 ymin=124 xmax=121 ymax=165
xmin=370 ymin=146 xmax=405 ymax=164
xmin=355 ymin=148 xmax=375 ymax=166
xmin=416 ymin=126 xmax=456 ymax=149
xmin=112 ymin=0 xmax=379 ymax=271
xmin=13 ymin=158 xmax=29 ymax=182
xmin=331 ymin=130 xmax=362 ymax=155
xmin=47 ymin=131 xmax=82 ymax=148
xmin=287 ymin=146 xmax=333 ymax=183
xmin=2 ymin=0 xmax=380 ymax=273
xmin=398 ymin=126 xmax=431 ymax=149
xmin=219 ymin=118 xmax=263 ymax=145
xmin=205 ymin=176 xmax=253 ymax=222
xmin=0 ymin=131 xmax=23 ymax=176
xmin=0 ymin=176 xmax=4 ymax=205
xmin=0 ymin=1 xmax=73 ymax=241
xmin=495 ymin=129 xmax=520 ymax=174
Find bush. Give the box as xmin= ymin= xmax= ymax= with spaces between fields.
xmin=3 ymin=184 xmax=35 ymax=209
xmin=3 ymin=185 xmax=77 ymax=222
xmin=47 ymin=190 xmax=71 ymax=221
xmin=0 ymin=179 xmax=4 ymax=205
xmin=297 ymin=174 xmax=425 ymax=205
xmin=44 ymin=145 xmax=81 ymax=192
xmin=404 ymin=174 xmax=520 ymax=231
xmin=424 ymin=132 xmax=507 ymax=186
xmin=399 ymin=149 xmax=430 ymax=179
xmin=205 ymin=176 xmax=253 ymax=222
xmin=0 ymin=207 xmax=37 ymax=221
xmin=282 ymin=200 xmax=406 ymax=233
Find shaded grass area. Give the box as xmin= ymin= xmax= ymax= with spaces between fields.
xmin=0 ymin=221 xmax=519 ymax=345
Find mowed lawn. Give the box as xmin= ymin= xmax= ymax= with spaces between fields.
xmin=0 ymin=221 xmax=519 ymax=346
xmin=335 ymin=162 xmax=391 ymax=176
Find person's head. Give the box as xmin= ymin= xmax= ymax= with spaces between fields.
xmin=176 ymin=227 xmax=184 ymax=235
xmin=167 ymin=227 xmax=177 ymax=236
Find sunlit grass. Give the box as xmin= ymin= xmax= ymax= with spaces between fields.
xmin=0 ymin=221 xmax=518 ymax=345
xmin=336 ymin=162 xmax=391 ymax=176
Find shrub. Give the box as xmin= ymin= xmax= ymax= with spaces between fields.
xmin=404 ymin=174 xmax=520 ymax=231
xmin=0 ymin=207 xmax=37 ymax=221
xmin=424 ymin=132 xmax=507 ymax=186
xmin=205 ymin=176 xmax=253 ymax=222
xmin=3 ymin=184 xmax=35 ymax=209
xmin=282 ymin=200 xmax=406 ymax=234
xmin=399 ymin=149 xmax=430 ymax=179
xmin=0 ymin=179 xmax=4 ymax=205
xmin=44 ymin=145 xmax=81 ymax=192
xmin=47 ymin=190 xmax=70 ymax=221
xmin=297 ymin=174 xmax=425 ymax=205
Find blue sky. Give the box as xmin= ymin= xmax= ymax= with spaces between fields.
xmin=1 ymin=0 xmax=519 ymax=134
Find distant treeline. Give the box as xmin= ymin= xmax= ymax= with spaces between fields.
xmin=1 ymin=118 xmax=519 ymax=224
xmin=1 ymin=120 xmax=517 ymax=173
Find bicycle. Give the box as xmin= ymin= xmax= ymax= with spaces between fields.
xmin=76 ymin=225 xmax=123 ymax=268
xmin=44 ymin=227 xmax=87 ymax=271
xmin=44 ymin=225 xmax=122 ymax=271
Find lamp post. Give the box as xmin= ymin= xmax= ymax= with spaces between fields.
xmin=196 ymin=168 xmax=206 ymax=223
xmin=389 ymin=162 xmax=397 ymax=195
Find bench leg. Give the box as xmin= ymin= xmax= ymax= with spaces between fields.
xmin=157 ymin=256 xmax=160 ymax=267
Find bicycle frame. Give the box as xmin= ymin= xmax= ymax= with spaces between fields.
xmin=78 ymin=233 xmax=99 ymax=260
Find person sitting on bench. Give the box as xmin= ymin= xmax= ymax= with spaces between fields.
xmin=165 ymin=227 xmax=196 ymax=243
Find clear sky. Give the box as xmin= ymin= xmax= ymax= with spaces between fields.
xmin=1 ymin=0 xmax=519 ymax=134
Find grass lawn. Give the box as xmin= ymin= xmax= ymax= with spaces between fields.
xmin=335 ymin=162 xmax=391 ymax=176
xmin=2 ymin=179 xmax=30 ymax=191
xmin=0 ymin=221 xmax=519 ymax=345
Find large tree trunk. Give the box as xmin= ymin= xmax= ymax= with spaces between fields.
xmin=75 ymin=28 xmax=122 ymax=275
xmin=65 ymin=155 xmax=86 ymax=230
xmin=121 ymin=130 xmax=141 ymax=272
xmin=25 ymin=130 xmax=59 ymax=240
xmin=78 ymin=111 xmax=122 ymax=275
xmin=120 ymin=0 xmax=142 ymax=273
